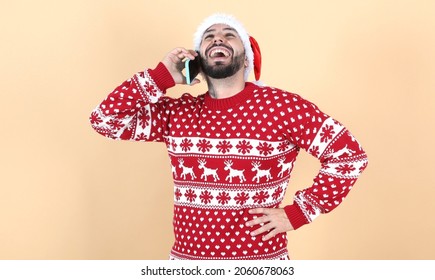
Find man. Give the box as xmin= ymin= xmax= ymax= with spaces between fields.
xmin=90 ymin=13 xmax=368 ymax=260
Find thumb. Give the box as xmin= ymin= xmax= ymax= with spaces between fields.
xmin=188 ymin=78 xmax=201 ymax=86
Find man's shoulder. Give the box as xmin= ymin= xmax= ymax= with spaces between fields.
xmin=250 ymin=83 xmax=303 ymax=101
xmin=250 ymin=84 xmax=320 ymax=113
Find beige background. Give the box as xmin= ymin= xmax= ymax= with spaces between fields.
xmin=1 ymin=0 xmax=434 ymax=260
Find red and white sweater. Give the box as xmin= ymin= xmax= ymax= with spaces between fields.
xmin=90 ymin=63 xmax=368 ymax=260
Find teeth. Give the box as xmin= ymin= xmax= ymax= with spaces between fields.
xmin=210 ymin=48 xmax=230 ymax=57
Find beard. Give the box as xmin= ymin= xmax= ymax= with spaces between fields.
xmin=200 ymin=51 xmax=245 ymax=79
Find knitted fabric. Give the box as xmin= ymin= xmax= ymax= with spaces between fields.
xmin=90 ymin=63 xmax=368 ymax=260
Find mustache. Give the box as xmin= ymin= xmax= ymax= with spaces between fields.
xmin=205 ymin=43 xmax=233 ymax=56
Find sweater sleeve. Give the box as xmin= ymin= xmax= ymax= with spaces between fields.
xmin=283 ymin=94 xmax=368 ymax=230
xmin=89 ymin=63 xmax=175 ymax=141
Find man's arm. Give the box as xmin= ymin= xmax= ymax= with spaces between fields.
xmin=247 ymin=94 xmax=368 ymax=239
xmin=89 ymin=48 xmax=199 ymax=141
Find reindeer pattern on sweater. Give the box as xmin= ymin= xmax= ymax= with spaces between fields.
xmin=90 ymin=63 xmax=368 ymax=260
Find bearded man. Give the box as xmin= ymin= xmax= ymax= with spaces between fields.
xmin=90 ymin=13 xmax=368 ymax=260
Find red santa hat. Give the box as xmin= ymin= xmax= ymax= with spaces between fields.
xmin=193 ymin=13 xmax=262 ymax=83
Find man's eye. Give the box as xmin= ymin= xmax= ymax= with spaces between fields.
xmin=204 ymin=35 xmax=213 ymax=40
xmin=226 ymin=33 xmax=236 ymax=38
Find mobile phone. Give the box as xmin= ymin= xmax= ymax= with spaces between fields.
xmin=185 ymin=54 xmax=201 ymax=85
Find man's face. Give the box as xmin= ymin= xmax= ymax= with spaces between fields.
xmin=199 ymin=24 xmax=247 ymax=79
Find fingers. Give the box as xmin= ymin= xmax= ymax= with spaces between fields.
xmin=162 ymin=48 xmax=199 ymax=85
xmin=189 ymin=78 xmax=201 ymax=86
xmin=261 ymin=229 xmax=279 ymax=241
xmin=245 ymin=208 xmax=293 ymax=241
xmin=248 ymin=208 xmax=269 ymax=215
xmin=170 ymin=48 xmax=197 ymax=62
xmin=245 ymin=209 xmax=274 ymax=241
xmin=245 ymin=209 xmax=270 ymax=227
xmin=246 ymin=208 xmax=272 ymax=227
xmin=252 ymin=224 xmax=276 ymax=241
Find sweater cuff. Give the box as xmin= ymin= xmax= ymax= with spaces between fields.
xmin=148 ymin=62 xmax=176 ymax=92
xmin=284 ymin=204 xmax=309 ymax=230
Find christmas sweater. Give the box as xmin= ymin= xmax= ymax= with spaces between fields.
xmin=90 ymin=63 xmax=368 ymax=260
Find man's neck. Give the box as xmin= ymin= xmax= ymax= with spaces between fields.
xmin=206 ymin=74 xmax=246 ymax=99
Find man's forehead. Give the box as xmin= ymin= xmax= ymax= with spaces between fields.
xmin=204 ymin=24 xmax=238 ymax=34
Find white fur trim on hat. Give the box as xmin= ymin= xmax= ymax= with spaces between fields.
xmin=193 ymin=13 xmax=254 ymax=81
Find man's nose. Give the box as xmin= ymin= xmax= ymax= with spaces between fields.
xmin=213 ymin=36 xmax=224 ymax=44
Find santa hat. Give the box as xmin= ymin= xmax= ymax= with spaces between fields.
xmin=193 ymin=13 xmax=262 ymax=83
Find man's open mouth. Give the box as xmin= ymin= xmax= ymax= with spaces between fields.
xmin=208 ymin=47 xmax=231 ymax=58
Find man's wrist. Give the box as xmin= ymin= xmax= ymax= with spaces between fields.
xmin=284 ymin=204 xmax=309 ymax=230
xmin=148 ymin=62 xmax=176 ymax=91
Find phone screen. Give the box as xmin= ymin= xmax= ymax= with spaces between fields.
xmin=185 ymin=54 xmax=201 ymax=85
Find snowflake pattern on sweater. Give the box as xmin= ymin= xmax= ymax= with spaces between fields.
xmin=90 ymin=63 xmax=368 ymax=260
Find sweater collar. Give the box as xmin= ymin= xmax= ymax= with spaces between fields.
xmin=204 ymin=82 xmax=256 ymax=110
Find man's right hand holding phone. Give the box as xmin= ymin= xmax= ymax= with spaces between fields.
xmin=162 ymin=48 xmax=201 ymax=86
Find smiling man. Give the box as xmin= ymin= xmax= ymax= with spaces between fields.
xmin=90 ymin=13 xmax=368 ymax=260
xmin=200 ymin=25 xmax=246 ymax=84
